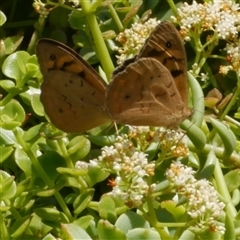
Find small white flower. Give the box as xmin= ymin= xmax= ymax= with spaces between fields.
xmin=75 ymin=161 xmax=89 ymax=169
xmin=166 ymin=161 xmax=225 ymax=234
xmin=115 ymin=18 xmax=161 ymax=64
xmin=89 ymin=135 xmax=156 ymax=207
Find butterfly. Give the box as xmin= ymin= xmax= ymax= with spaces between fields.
xmin=36 ymin=21 xmax=191 ymax=132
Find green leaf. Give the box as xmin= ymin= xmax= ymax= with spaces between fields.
xmin=2 ymin=51 xmax=30 ymax=82
xmin=87 ymin=167 xmax=109 ymax=186
xmin=49 ymin=7 xmax=70 ymax=29
xmin=4 ymin=32 xmax=24 ymax=54
xmin=73 ymin=189 xmax=94 ymax=215
xmin=126 ymin=228 xmax=160 ymax=240
xmin=179 ymin=230 xmax=195 ymax=240
xmin=0 ymin=145 xmax=14 ymax=163
xmin=99 ymin=195 xmax=117 ymax=223
xmin=187 ymin=72 xmax=205 ymax=127
xmin=87 ymin=134 xmax=116 ymax=147
xmin=23 ymin=123 xmax=44 ymax=142
xmin=97 ymin=220 xmax=126 ymax=240
xmin=0 ymin=127 xmax=18 ymax=146
xmin=28 ymin=213 xmax=52 ymax=237
xmin=0 ymin=170 xmax=16 ymax=199
xmin=38 ymin=151 xmax=66 ymax=180
xmin=68 ymin=136 xmax=91 ymax=161
xmin=1 ymin=99 xmax=25 ymax=126
xmin=57 ymin=167 xmax=88 ymax=177
xmin=0 ymin=11 xmax=6 ymax=26
xmin=210 ymin=118 xmax=236 ymax=157
xmin=115 ymin=211 xmax=150 ymax=234
xmin=61 ymin=223 xmax=92 ymax=240
xmin=69 ymin=11 xmax=86 ymax=30
xmin=14 ymin=148 xmax=32 ymax=177
xmin=198 ymin=150 xmax=216 ymax=179
xmin=20 ymin=86 xmax=44 ymax=116
xmin=35 ymin=207 xmax=67 ymax=222
xmin=0 ymin=80 xmax=15 ymax=91
xmin=73 ymin=215 xmax=94 ymax=229
xmin=10 ymin=216 xmax=32 ymax=238
xmin=160 ymin=200 xmax=185 ymax=221
xmin=181 ymin=120 xmax=206 ymax=149
xmin=224 ymin=169 xmax=240 ymax=192
xmin=42 ymin=233 xmax=58 ymax=240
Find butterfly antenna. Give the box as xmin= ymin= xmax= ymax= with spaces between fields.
xmin=114 ymin=122 xmax=119 ymax=135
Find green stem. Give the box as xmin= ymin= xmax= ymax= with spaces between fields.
xmin=219 ymin=75 xmax=240 ymax=121
xmin=0 ymin=213 xmax=10 ymax=239
xmin=213 ymin=108 xmax=240 ymax=127
xmin=214 ymin=159 xmax=237 ymax=217
xmin=57 ymin=138 xmax=88 ymax=189
xmin=57 ymin=139 xmax=75 ymax=169
xmin=0 ymin=93 xmax=15 ymax=106
xmin=4 ymin=20 xmax=37 ymax=29
xmin=201 ymin=34 xmax=218 ymax=50
xmin=108 ymin=4 xmax=124 ymax=31
xmin=9 ymin=0 xmax=17 ymax=22
xmin=81 ymin=4 xmax=114 ymax=80
xmin=188 ymin=142 xmax=240 ymax=167
xmin=167 ymin=0 xmax=178 ymax=16
xmin=156 ymin=222 xmax=187 ymax=228
xmin=46 ymin=0 xmax=77 ymax=11
xmin=13 ymin=128 xmax=73 ymax=221
xmin=208 ymin=75 xmax=240 ymax=141
xmin=203 ymin=62 xmax=218 ymax=88
xmin=208 ymin=55 xmax=226 ymax=61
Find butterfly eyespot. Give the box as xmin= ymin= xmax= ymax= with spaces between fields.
xmin=78 ymin=71 xmax=85 ymax=78
xmin=165 ymin=41 xmax=172 ymax=48
xmin=49 ymin=54 xmax=56 ymax=60
xmin=124 ymin=94 xmax=131 ymax=100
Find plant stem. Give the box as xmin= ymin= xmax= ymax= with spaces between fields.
xmin=109 ymin=4 xmax=124 ymax=31
xmin=80 ymin=0 xmax=114 ymax=80
xmin=214 ymin=159 xmax=237 ymax=217
xmin=13 ymin=128 xmax=73 ymax=221
xmin=219 ymin=74 xmax=240 ymax=121
xmin=167 ymin=0 xmax=178 ymax=16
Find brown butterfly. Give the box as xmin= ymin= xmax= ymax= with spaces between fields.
xmin=36 ymin=21 xmax=191 ymax=132
xmin=36 ymin=39 xmax=110 ymax=132
xmin=106 ymin=21 xmax=191 ymax=127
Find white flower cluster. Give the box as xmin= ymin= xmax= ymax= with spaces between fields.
xmin=127 ymin=126 xmax=189 ymax=158
xmin=166 ymin=161 xmax=225 ymax=235
xmin=158 ymin=129 xmax=189 ymax=158
xmin=33 ymin=1 xmax=50 ymax=19
xmin=68 ymin=0 xmax=79 ymax=7
xmin=88 ymin=135 xmax=156 ymax=207
xmin=225 ymin=39 xmax=240 ymax=76
xmin=33 ymin=0 xmax=79 ymax=19
xmin=173 ymin=0 xmax=240 ymax=40
xmin=115 ymin=18 xmax=161 ymax=64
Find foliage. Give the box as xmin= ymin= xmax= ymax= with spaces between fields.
xmin=0 ymin=0 xmax=240 ymax=239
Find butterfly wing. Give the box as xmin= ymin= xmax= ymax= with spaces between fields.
xmin=106 ymin=58 xmax=191 ymax=127
xmin=138 ymin=21 xmax=188 ymax=105
xmin=36 ymin=39 xmax=110 ymax=132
